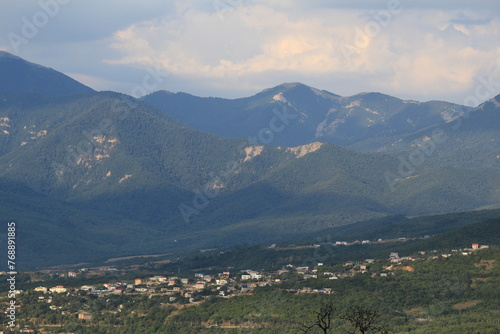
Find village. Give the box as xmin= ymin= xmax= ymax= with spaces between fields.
xmin=0 ymin=241 xmax=489 ymax=332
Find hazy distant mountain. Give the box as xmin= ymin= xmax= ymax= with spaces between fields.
xmin=0 ymin=51 xmax=94 ymax=96
xmin=143 ymin=82 xmax=469 ymax=148
xmin=355 ymin=94 xmax=500 ymax=168
xmin=143 ymin=83 xmax=500 ymax=170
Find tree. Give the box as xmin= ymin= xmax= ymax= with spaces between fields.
xmin=301 ymin=303 xmax=390 ymax=334
xmin=340 ymin=306 xmax=389 ymax=334
xmin=301 ymin=301 xmax=336 ymax=334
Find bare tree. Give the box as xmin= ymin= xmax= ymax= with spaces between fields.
xmin=301 ymin=301 xmax=336 ymax=334
xmin=340 ymin=306 xmax=389 ymax=334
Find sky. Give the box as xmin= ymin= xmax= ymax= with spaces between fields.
xmin=0 ymin=0 xmax=499 ymax=105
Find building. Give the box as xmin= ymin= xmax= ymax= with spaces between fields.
xmin=389 ymin=252 xmax=400 ymax=263
xmin=50 ymin=285 xmax=67 ymax=294
xmin=78 ymin=312 xmax=92 ymax=321
xmin=216 ymin=279 xmax=228 ymax=285
xmin=194 ymin=282 xmax=206 ymax=290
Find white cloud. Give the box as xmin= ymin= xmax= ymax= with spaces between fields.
xmin=1 ymin=0 xmax=498 ymax=102
xmin=104 ymin=2 xmax=499 ymax=102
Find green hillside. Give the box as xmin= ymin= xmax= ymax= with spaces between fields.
xmin=0 ymin=89 xmax=499 ymax=268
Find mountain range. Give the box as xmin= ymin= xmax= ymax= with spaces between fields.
xmin=143 ymin=83 xmax=500 ymax=169
xmin=143 ymin=83 xmax=467 ymax=148
xmin=0 ymin=51 xmax=498 ymax=268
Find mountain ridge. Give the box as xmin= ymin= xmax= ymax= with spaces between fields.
xmin=143 ymin=82 xmax=471 ymax=148
xmin=0 ymin=50 xmax=94 ymax=96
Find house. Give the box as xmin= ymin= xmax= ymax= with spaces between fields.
xmin=134 ymin=278 xmax=143 ymax=285
xmin=34 ymin=286 xmax=48 ymax=293
xmin=194 ymin=282 xmax=206 ymax=290
xmin=469 ymin=243 xmax=489 ymax=251
xmin=50 ymin=285 xmax=67 ymax=294
xmin=148 ymin=276 xmax=167 ymax=283
xmin=303 ymin=274 xmax=317 ymax=279
xmin=241 ymin=285 xmax=252 ymax=292
xmin=67 ymin=271 xmax=77 ymax=278
xmin=78 ymin=312 xmax=93 ymax=321
xmin=216 ymin=279 xmax=228 ymax=285
xmin=241 ymin=270 xmax=262 ymax=280
xmin=389 ymin=252 xmax=400 ymax=263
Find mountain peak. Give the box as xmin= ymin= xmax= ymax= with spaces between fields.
xmin=0 ymin=50 xmax=22 ymax=60
xmin=260 ymin=82 xmax=341 ymax=100
xmin=277 ymin=82 xmax=306 ymax=89
xmin=0 ymin=52 xmax=94 ymax=96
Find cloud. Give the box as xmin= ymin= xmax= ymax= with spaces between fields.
xmin=1 ymin=0 xmax=498 ymax=102
xmin=104 ymin=2 xmax=500 ymax=102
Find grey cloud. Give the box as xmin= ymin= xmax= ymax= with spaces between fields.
xmin=450 ymin=17 xmax=492 ymax=26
